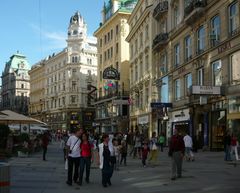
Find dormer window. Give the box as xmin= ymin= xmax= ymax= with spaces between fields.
xmin=73 ymin=30 xmax=78 ymax=35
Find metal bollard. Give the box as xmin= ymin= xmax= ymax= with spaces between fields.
xmin=0 ymin=163 xmax=10 ymax=193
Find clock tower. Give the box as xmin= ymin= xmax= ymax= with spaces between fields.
xmin=67 ymin=11 xmax=87 ymax=53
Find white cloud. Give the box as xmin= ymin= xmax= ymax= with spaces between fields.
xmin=30 ymin=23 xmax=66 ymax=51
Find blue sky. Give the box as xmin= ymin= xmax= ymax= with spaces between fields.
xmin=0 ymin=0 xmax=104 ymax=76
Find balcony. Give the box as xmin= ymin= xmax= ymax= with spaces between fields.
xmin=95 ymin=91 xmax=130 ymax=102
xmin=184 ymin=0 xmax=207 ymax=25
xmin=153 ymin=1 xmax=168 ymax=20
xmin=152 ymin=33 xmax=169 ymax=51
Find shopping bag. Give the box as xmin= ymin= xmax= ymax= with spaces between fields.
xmin=65 ymin=159 xmax=68 ymax=170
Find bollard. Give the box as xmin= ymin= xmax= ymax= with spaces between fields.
xmin=0 ymin=163 xmax=10 ymax=193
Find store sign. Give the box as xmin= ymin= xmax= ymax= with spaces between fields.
xmin=218 ymin=41 xmax=231 ymax=54
xmin=138 ymin=115 xmax=149 ymax=124
xmin=191 ymin=86 xmax=221 ymax=95
xmin=151 ymin=102 xmax=172 ymax=108
xmin=103 ymin=67 xmax=120 ymax=80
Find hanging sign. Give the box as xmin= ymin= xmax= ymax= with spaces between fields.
xmin=103 ymin=67 xmax=120 ymax=80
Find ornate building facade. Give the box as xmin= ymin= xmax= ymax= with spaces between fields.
xmin=29 ymin=12 xmax=97 ymax=131
xmin=94 ymin=0 xmax=138 ymax=133
xmin=152 ymin=0 xmax=240 ymax=149
xmin=126 ymin=0 xmax=155 ymax=137
xmin=1 ymin=52 xmax=30 ymax=114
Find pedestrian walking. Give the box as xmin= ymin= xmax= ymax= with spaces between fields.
xmin=231 ymin=133 xmax=239 ymax=161
xmin=65 ymin=129 xmax=82 ymax=186
xmin=142 ymin=142 xmax=150 ymax=167
xmin=60 ymin=134 xmax=68 ymax=162
xmin=158 ymin=133 xmax=165 ymax=152
xmin=113 ymin=138 xmax=120 ymax=170
xmin=148 ymin=132 xmax=158 ymax=165
xmin=79 ymin=133 xmax=94 ymax=185
xmin=169 ymin=129 xmax=185 ymax=180
xmin=224 ymin=131 xmax=232 ymax=161
xmin=98 ymin=134 xmax=114 ymax=188
xmin=41 ymin=132 xmax=49 ymax=161
xmin=133 ymin=132 xmax=142 ymax=159
xmin=183 ymin=133 xmax=194 ymax=161
xmin=120 ymin=140 xmax=127 ymax=166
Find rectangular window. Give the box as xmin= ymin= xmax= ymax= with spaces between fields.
xmin=107 ymin=32 xmax=110 ymax=42
xmin=185 ymin=35 xmax=192 ymax=61
xmin=71 ymin=95 xmax=77 ymax=104
xmin=145 ymin=87 xmax=149 ymax=106
xmin=160 ymin=53 xmax=167 ymax=75
xmin=197 ymin=26 xmax=205 ymax=53
xmin=110 ymin=47 xmax=113 ymax=58
xmin=135 ymin=39 xmax=138 ymax=54
xmin=174 ymin=44 xmax=180 ymax=67
xmin=197 ymin=68 xmax=204 ymax=86
xmin=100 ymin=38 xmax=102 ymax=47
xmin=229 ymin=2 xmax=239 ymax=35
xmin=210 ymin=15 xmax=221 ymax=47
xmin=145 ymin=55 xmax=149 ymax=71
xmin=130 ymin=45 xmax=134 ymax=59
xmin=139 ymin=60 xmax=143 ymax=77
xmin=140 ymin=32 xmax=143 ymax=47
xmin=116 ymin=43 xmax=119 ymax=54
xmin=104 ymin=35 xmax=107 ymax=44
xmin=174 ymin=6 xmax=180 ymax=27
xmin=116 ymin=25 xmax=119 ymax=35
xmin=135 ymin=64 xmax=138 ymax=81
xmin=145 ymin=24 xmax=149 ymax=40
xmin=212 ymin=60 xmax=222 ymax=86
xmin=230 ymin=51 xmax=240 ymax=84
xmin=175 ymin=79 xmax=181 ymax=100
xmin=184 ymin=73 xmax=192 ymax=96
xmin=72 ymin=81 xmax=77 ymax=91
xmin=100 ymin=54 xmax=102 ymax=65
xmin=111 ymin=29 xmax=113 ymax=40
xmin=104 ymin=51 xmax=107 ymax=61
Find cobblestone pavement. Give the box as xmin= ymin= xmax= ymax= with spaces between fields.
xmin=9 ymin=142 xmax=240 ymax=193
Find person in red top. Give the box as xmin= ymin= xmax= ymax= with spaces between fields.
xmin=231 ymin=134 xmax=239 ymax=161
xmin=79 ymin=132 xmax=94 ymax=185
xmin=169 ymin=129 xmax=185 ymax=180
xmin=41 ymin=132 xmax=49 ymax=161
xmin=142 ymin=142 xmax=150 ymax=167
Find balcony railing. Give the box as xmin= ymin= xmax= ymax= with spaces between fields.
xmin=95 ymin=91 xmax=130 ymax=102
xmin=185 ymin=0 xmax=207 ymax=24
xmin=152 ymin=33 xmax=169 ymax=51
xmin=153 ymin=1 xmax=168 ymax=20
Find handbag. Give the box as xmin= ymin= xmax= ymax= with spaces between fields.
xmin=152 ymin=143 xmax=157 ymax=150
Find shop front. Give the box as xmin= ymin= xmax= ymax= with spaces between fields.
xmin=210 ymin=100 xmax=227 ymax=150
xmin=228 ymin=96 xmax=240 ymax=140
xmin=138 ymin=114 xmax=149 ymax=138
xmin=170 ymin=109 xmax=190 ymax=136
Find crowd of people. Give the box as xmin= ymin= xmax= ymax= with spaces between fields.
xmin=40 ymin=127 xmax=239 ymax=188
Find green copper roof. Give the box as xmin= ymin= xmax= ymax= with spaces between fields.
xmin=3 ymin=52 xmax=30 ymax=75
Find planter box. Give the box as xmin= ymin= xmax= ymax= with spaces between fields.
xmin=17 ymin=151 xmax=29 ymax=158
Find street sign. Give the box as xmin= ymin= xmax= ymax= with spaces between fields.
xmin=150 ymin=102 xmax=172 ymax=108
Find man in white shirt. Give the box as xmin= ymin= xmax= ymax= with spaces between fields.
xmin=66 ymin=128 xmax=83 ymax=186
xmin=183 ymin=133 xmax=194 ymax=161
